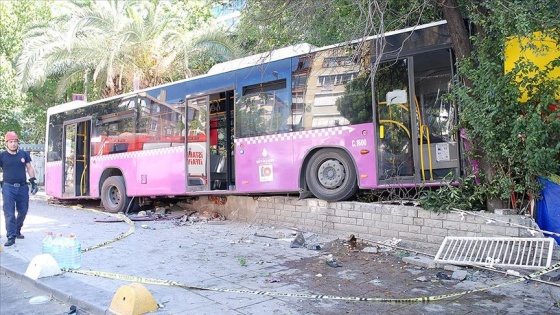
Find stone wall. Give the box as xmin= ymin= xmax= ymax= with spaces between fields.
xmin=183 ymin=195 xmax=545 ymax=253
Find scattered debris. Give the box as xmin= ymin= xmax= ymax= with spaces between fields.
xmin=345 ymin=234 xmax=357 ymax=250
xmin=173 ymin=210 xmax=225 ymax=226
xmin=402 ymin=255 xmax=437 ymax=269
xmin=371 ymin=279 xmax=382 ymax=285
xmin=306 ymin=244 xmax=321 ymax=250
xmin=443 ymin=265 xmax=463 ymax=272
xmin=541 ymin=270 xmax=560 ymax=282
xmin=326 ymin=255 xmax=342 ymax=268
xmin=28 ymin=295 xmax=50 ymax=305
xmin=451 ymin=270 xmax=469 ymax=281
xmin=436 ymin=272 xmax=451 ymax=280
xmin=415 ymin=276 xmax=429 ymax=282
xmin=379 ymin=238 xmax=402 ymax=248
xmin=362 ymin=246 xmax=379 ymax=254
xmin=290 ymin=232 xmax=306 ymax=248
xmin=238 ymin=257 xmax=247 ymax=267
xmin=254 ymin=233 xmax=279 ymax=239
xmin=395 ymin=250 xmax=411 ymax=258
xmin=95 ymin=211 xmax=182 ymax=223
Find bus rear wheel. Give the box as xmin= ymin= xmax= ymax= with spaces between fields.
xmin=101 ymin=176 xmax=132 ymax=213
xmin=305 ymin=149 xmax=358 ymax=202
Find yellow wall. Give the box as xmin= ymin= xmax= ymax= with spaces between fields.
xmin=504 ymin=31 xmax=560 ymax=101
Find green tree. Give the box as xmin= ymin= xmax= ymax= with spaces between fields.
xmin=16 ymin=0 xmax=239 ymax=99
xmin=0 ymin=0 xmax=52 ymax=142
xmin=455 ymin=1 xmax=560 ymax=208
xmin=236 ymin=0 xmax=441 ymax=53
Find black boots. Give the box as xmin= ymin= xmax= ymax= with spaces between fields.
xmin=4 ymin=237 xmax=15 ymax=246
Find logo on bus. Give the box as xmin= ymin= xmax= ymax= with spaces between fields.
xmin=259 ymin=165 xmax=273 ymax=182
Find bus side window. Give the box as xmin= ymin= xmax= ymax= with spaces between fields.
xmin=236 ymin=79 xmax=289 ymax=138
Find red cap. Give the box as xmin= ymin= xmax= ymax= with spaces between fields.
xmin=4 ymin=131 xmax=18 ymax=142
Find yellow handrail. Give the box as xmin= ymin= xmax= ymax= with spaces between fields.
xmin=416 ymin=97 xmax=434 ymax=181
xmin=379 ymin=119 xmax=411 ymax=138
xmin=419 ymin=125 xmax=434 ymax=181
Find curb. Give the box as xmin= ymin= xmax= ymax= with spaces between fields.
xmin=0 ymin=252 xmax=111 ymax=315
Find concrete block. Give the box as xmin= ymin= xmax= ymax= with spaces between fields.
xmin=541 ymin=270 xmax=560 ymax=282
xmin=452 ymin=270 xmax=469 ymax=280
xmin=402 ymin=256 xmax=436 ymax=269
xmin=443 ymin=264 xmax=463 ymax=272
xmin=495 ymin=209 xmax=518 ymax=215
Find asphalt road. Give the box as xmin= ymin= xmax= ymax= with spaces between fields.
xmin=0 ymin=271 xmax=76 ymax=315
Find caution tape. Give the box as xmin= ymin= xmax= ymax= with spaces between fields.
xmin=60 ymin=205 xmax=136 ymax=253
xmin=64 ymin=261 xmax=560 ymax=303
xmin=81 ymin=212 xmax=136 ymax=253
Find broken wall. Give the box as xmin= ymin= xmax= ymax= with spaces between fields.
xmin=183 ymin=195 xmax=544 ymax=252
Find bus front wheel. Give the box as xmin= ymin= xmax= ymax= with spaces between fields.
xmin=101 ymin=176 xmax=131 ymax=213
xmin=305 ymin=149 xmax=358 ymax=202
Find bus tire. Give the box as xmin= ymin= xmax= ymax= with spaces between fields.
xmin=101 ymin=176 xmax=131 ymax=213
xmin=305 ymin=149 xmax=358 ymax=202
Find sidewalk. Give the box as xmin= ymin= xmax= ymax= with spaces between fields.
xmin=2 ymin=193 xmax=560 ymax=315
xmin=0 ymin=193 xmax=339 ymax=314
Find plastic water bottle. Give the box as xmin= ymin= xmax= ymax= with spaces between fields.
xmin=66 ymin=234 xmax=82 ymax=269
xmin=41 ymin=232 xmax=54 ymax=254
xmin=61 ymin=236 xmax=72 ymax=269
xmin=51 ymin=233 xmax=64 ymax=268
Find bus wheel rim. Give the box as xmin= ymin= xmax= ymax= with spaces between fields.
xmin=109 ymin=186 xmax=121 ymax=205
xmin=317 ymin=159 xmax=345 ymax=188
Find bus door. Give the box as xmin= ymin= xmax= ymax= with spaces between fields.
xmin=375 ymin=50 xmax=460 ymax=184
xmin=62 ymin=118 xmax=91 ymax=197
xmin=186 ymin=91 xmax=235 ymax=192
xmin=186 ymin=96 xmax=210 ymax=191
xmin=375 ymin=58 xmax=416 ymax=182
xmin=208 ymin=90 xmax=234 ymax=191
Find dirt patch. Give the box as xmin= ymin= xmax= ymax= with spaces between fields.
xmin=277 ymin=238 xmax=560 ymax=314
xmin=281 ymin=238 xmax=460 ymax=298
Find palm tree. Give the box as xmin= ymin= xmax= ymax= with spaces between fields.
xmin=17 ymin=0 xmax=243 ymax=99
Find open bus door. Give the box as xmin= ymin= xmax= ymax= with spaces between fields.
xmin=62 ymin=118 xmax=91 ymax=197
xmin=375 ymin=49 xmax=460 ymax=185
xmin=186 ymin=90 xmax=235 ymax=192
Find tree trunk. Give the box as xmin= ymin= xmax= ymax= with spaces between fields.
xmin=438 ymin=0 xmax=471 ymax=60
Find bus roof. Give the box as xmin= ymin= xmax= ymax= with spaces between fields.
xmin=46 ymin=100 xmax=89 ymax=115
xmin=207 ymin=43 xmax=317 ymax=75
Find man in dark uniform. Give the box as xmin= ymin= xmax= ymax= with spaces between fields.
xmin=0 ymin=131 xmax=38 ymax=246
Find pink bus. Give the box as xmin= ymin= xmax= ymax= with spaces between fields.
xmin=45 ymin=20 xmax=464 ymax=213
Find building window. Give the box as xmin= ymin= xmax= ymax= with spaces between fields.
xmin=322 ymin=56 xmax=356 ymax=68
xmin=317 ymin=72 xmax=357 ymax=88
